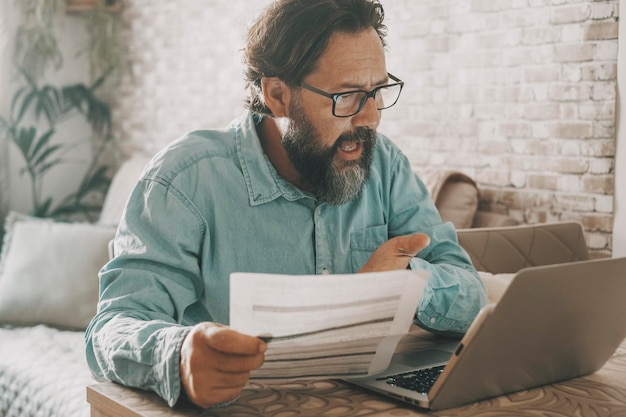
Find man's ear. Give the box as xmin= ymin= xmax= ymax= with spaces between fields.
xmin=261 ymin=77 xmax=291 ymax=118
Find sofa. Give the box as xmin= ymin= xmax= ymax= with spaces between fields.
xmin=0 ymin=155 xmax=587 ymax=417
xmin=0 ymin=156 xmax=151 ymax=417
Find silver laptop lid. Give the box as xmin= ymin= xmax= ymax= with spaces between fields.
xmin=429 ymin=257 xmax=626 ymax=410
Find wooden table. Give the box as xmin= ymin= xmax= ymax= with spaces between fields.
xmin=87 ymin=332 xmax=626 ymax=417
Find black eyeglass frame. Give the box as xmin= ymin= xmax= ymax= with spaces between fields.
xmin=298 ymin=73 xmax=404 ymax=118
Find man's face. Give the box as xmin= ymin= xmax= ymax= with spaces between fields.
xmin=282 ymin=28 xmax=388 ymax=205
xmin=282 ymin=94 xmax=376 ymax=205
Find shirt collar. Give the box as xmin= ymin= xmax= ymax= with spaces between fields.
xmin=235 ymin=110 xmax=312 ymax=206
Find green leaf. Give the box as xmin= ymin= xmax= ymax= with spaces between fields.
xmin=80 ymin=165 xmax=111 ymax=194
xmin=62 ymin=84 xmax=89 ymax=113
xmin=14 ymin=126 xmax=37 ymax=157
xmin=36 ymin=85 xmax=62 ymax=125
xmin=28 ymin=129 xmax=55 ymax=160
xmin=90 ymin=66 xmax=113 ymax=91
xmin=20 ymin=68 xmax=37 ymax=89
xmin=62 ymin=83 xmax=112 ymax=137
xmin=34 ymin=197 xmax=54 ymax=218
xmin=34 ymin=155 xmax=63 ymax=176
xmin=10 ymin=87 xmax=27 ymax=118
xmin=15 ymin=89 xmax=37 ymax=124
xmin=32 ymin=144 xmax=62 ymax=170
xmin=88 ymin=99 xmax=112 ymax=137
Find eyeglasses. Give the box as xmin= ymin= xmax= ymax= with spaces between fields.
xmin=299 ymin=73 xmax=404 ymax=118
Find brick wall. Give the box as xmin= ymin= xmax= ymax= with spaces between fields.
xmin=113 ymin=0 xmax=618 ymax=256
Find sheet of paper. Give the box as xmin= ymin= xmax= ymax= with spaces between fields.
xmin=229 ymin=269 xmax=430 ymax=382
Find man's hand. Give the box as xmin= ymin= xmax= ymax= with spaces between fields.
xmin=180 ymin=322 xmax=267 ymax=408
xmin=359 ymin=233 xmax=430 ymax=273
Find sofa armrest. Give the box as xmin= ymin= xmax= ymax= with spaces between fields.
xmin=457 ymin=222 xmax=589 ymax=274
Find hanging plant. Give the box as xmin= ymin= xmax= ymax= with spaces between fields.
xmin=13 ymin=0 xmax=67 ymax=80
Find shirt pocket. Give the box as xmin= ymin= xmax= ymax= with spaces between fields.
xmin=349 ymin=224 xmax=388 ymax=272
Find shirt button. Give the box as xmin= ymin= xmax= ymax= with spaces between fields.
xmin=322 ymin=268 xmax=329 ymax=275
xmin=430 ymin=317 xmax=436 ymax=324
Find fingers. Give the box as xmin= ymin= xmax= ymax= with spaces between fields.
xmin=187 ymin=324 xmax=266 ymax=373
xmin=180 ymin=323 xmax=267 ymax=408
xmin=359 ymin=233 xmax=430 ymax=273
xmin=201 ymin=324 xmax=267 ymax=356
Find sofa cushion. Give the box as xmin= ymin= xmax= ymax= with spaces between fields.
xmin=0 ymin=212 xmax=115 ymax=329
xmin=98 ymin=155 xmax=151 ymax=226
xmin=419 ymin=170 xmax=479 ymax=229
xmin=478 ymin=271 xmax=515 ymax=304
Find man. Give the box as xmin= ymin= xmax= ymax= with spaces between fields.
xmin=85 ymin=0 xmax=487 ymax=410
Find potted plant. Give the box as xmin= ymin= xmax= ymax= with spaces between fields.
xmin=0 ymin=0 xmax=125 ymax=221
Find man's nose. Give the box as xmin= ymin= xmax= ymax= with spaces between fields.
xmin=351 ymin=97 xmax=380 ymax=130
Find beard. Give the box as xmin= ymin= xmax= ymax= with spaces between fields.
xmin=281 ymin=97 xmax=376 ymax=206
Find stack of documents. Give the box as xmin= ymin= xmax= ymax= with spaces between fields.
xmin=230 ymin=270 xmax=429 ymax=382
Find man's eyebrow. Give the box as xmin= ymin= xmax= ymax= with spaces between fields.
xmin=337 ymin=75 xmax=390 ymax=90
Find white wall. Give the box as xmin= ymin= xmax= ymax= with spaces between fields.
xmin=614 ymin=0 xmax=626 ymax=257
xmin=112 ymin=0 xmax=619 ymax=257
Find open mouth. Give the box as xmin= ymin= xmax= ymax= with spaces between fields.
xmin=333 ymin=128 xmax=375 ymax=163
xmin=337 ymin=139 xmax=363 ymax=160
xmin=340 ymin=140 xmax=360 ymax=152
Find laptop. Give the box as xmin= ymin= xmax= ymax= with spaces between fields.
xmin=348 ymin=257 xmax=626 ymax=410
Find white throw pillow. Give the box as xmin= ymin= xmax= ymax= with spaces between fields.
xmin=98 ymin=155 xmax=151 ymax=226
xmin=477 ymin=271 xmax=516 ymax=304
xmin=0 ymin=212 xmax=115 ymax=329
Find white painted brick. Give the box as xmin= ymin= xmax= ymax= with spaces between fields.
xmin=560 ymin=103 xmax=580 ymax=119
xmin=590 ymin=3 xmax=616 ymax=20
xmin=558 ymin=175 xmax=583 ymax=192
xmin=586 ymin=232 xmax=611 ymax=250
xmin=511 ymin=171 xmax=527 ymax=187
xmin=592 ymin=82 xmax=617 ymax=100
xmin=555 ymin=194 xmax=596 ymax=212
xmin=595 ymin=194 xmax=614 ymax=212
xmin=561 ymin=23 xmax=585 ymax=42
xmin=593 ymin=121 xmax=615 ymax=139
xmin=579 ymin=101 xmax=615 ymax=120
xmin=532 ymin=123 xmax=551 ymax=139
xmin=589 ymin=157 xmax=614 ymax=174
xmin=584 ymin=21 xmax=619 ymax=41
xmin=109 ymin=0 xmax=618 ymax=255
xmin=594 ymin=41 xmax=619 ymax=60
xmin=561 ymin=64 xmax=583 ymax=82
xmin=581 ymin=62 xmax=617 ymax=81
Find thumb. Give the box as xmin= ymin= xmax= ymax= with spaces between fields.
xmin=394 ymin=233 xmax=430 ymax=257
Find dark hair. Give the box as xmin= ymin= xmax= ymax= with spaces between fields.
xmin=243 ymin=0 xmax=387 ymax=117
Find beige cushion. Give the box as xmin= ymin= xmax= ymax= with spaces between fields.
xmin=478 ymin=271 xmax=515 ymax=304
xmin=419 ymin=170 xmax=479 ymax=229
xmin=436 ymin=180 xmax=479 ymax=229
xmin=0 ymin=212 xmax=115 ymax=329
xmin=98 ymin=155 xmax=151 ymax=226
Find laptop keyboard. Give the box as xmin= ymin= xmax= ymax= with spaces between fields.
xmin=377 ymin=365 xmax=446 ymax=394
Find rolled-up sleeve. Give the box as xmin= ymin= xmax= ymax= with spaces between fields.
xmin=85 ymin=177 xmax=204 ymax=406
xmin=386 ymin=149 xmax=487 ymax=336
xmin=409 ymin=227 xmax=487 ymax=336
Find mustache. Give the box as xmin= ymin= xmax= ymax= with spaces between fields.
xmin=334 ymin=127 xmax=376 ymax=150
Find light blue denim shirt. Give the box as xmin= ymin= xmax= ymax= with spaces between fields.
xmin=85 ymin=111 xmax=487 ymax=406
